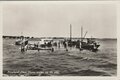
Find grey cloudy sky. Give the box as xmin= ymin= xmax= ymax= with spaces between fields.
xmin=3 ymin=1 xmax=117 ymax=38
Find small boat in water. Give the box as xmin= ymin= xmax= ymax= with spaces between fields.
xmin=68 ymin=24 xmax=100 ymax=52
xmin=15 ymin=36 xmax=24 ymax=45
xmin=81 ymin=38 xmax=100 ymax=51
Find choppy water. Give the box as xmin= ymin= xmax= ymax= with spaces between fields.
xmin=3 ymin=39 xmax=117 ymax=76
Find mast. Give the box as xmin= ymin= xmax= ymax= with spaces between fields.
xmin=21 ymin=32 xmax=23 ymax=40
xmin=80 ymin=26 xmax=83 ymax=49
xmin=70 ymin=24 xmax=72 ymax=41
xmin=81 ymin=26 xmax=83 ymax=41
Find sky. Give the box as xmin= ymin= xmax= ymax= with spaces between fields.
xmin=3 ymin=1 xmax=117 ymax=38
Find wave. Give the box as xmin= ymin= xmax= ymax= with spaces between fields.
xmin=60 ymin=69 xmax=110 ymax=76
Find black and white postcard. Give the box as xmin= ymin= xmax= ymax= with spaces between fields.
xmin=0 ymin=1 xmax=120 ymax=80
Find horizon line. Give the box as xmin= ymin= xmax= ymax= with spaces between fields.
xmin=2 ymin=35 xmax=117 ymax=39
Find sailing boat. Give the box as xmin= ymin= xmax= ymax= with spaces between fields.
xmin=80 ymin=27 xmax=100 ymax=52
xmin=68 ymin=24 xmax=100 ymax=52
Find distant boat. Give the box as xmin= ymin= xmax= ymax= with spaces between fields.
xmin=15 ymin=36 xmax=27 ymax=45
xmin=15 ymin=39 xmax=22 ymax=45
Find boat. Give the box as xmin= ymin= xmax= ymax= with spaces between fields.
xmin=80 ymin=27 xmax=100 ymax=51
xmin=68 ymin=24 xmax=100 ymax=52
